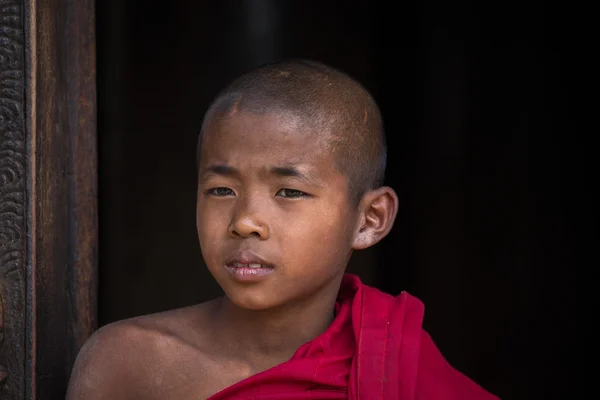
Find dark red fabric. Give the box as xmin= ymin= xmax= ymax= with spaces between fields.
xmin=348 ymin=275 xmax=499 ymax=400
xmin=208 ymin=274 xmax=499 ymax=399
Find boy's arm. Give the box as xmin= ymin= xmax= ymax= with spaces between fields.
xmin=66 ymin=323 xmax=146 ymax=400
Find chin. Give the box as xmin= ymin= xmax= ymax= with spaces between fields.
xmin=226 ymin=291 xmax=280 ymax=311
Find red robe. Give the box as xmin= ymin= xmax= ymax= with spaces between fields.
xmin=208 ymin=274 xmax=499 ymax=399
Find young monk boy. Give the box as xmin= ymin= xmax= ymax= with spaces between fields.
xmin=66 ymin=59 xmax=499 ymax=399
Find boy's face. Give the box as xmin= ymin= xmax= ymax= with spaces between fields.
xmin=196 ymin=111 xmax=358 ymax=310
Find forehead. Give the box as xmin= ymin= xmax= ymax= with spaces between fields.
xmin=200 ymin=111 xmax=335 ymax=166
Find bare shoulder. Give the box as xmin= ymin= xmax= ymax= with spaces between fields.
xmin=66 ymin=319 xmax=148 ymax=399
xmin=66 ymin=300 xmax=220 ymax=400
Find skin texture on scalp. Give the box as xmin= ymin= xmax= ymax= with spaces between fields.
xmin=197 ymin=59 xmax=387 ymax=204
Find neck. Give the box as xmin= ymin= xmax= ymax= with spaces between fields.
xmin=209 ymin=281 xmax=342 ymax=368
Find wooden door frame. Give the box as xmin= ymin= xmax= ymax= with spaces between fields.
xmin=0 ymin=1 xmax=97 ymax=399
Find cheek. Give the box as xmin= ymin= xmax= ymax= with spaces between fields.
xmin=277 ymin=205 xmax=352 ymax=253
xmin=196 ymin=201 xmax=229 ymax=241
xmin=196 ymin=211 xmax=223 ymax=268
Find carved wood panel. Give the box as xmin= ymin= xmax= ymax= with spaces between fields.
xmin=0 ymin=1 xmax=97 ymax=399
xmin=0 ymin=3 xmax=27 ymax=398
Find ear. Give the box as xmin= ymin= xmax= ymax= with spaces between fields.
xmin=352 ymin=186 xmax=399 ymax=250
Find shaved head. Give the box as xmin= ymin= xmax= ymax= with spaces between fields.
xmin=197 ymin=59 xmax=386 ymax=204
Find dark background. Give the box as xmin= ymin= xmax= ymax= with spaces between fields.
xmin=96 ymin=1 xmax=571 ymax=399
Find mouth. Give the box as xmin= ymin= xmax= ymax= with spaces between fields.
xmin=224 ymin=250 xmax=275 ymax=281
xmin=229 ymin=262 xmax=270 ymax=269
xmin=225 ymin=249 xmax=273 ymax=269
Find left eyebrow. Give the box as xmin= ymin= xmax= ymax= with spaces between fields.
xmin=269 ymin=166 xmax=323 ymax=187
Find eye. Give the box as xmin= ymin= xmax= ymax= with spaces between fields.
xmin=207 ymin=187 xmax=235 ymax=197
xmin=276 ymin=188 xmax=308 ymax=198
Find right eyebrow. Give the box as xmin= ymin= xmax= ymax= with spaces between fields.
xmin=199 ymin=164 xmax=240 ymax=182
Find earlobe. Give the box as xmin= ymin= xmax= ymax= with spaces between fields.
xmin=352 ymin=186 xmax=398 ymax=250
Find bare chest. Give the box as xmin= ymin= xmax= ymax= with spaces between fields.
xmin=137 ymin=346 xmax=262 ymax=400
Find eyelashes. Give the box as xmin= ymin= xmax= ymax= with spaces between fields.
xmin=205 ymin=187 xmax=310 ymax=199
xmin=206 ymin=187 xmax=235 ymax=196
xmin=275 ymin=188 xmax=309 ymax=198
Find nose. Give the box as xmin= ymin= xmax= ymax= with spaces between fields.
xmin=228 ymin=197 xmax=270 ymax=240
